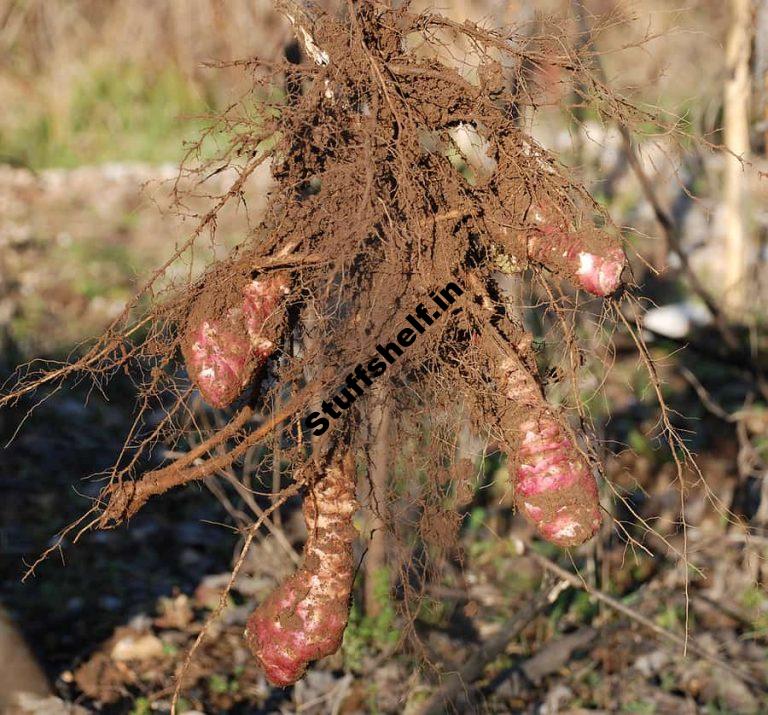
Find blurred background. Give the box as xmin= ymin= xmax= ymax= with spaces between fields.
xmin=2 ymin=1 xmax=768 ymax=713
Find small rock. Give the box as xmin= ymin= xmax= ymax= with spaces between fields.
xmin=633 ymin=649 xmax=670 ymax=678
xmin=541 ymin=684 xmax=573 ymax=714
xmin=8 ymin=693 xmax=88 ymax=715
xmin=127 ymin=614 xmax=153 ymax=631
xmin=110 ymin=632 xmax=164 ymax=662
xmin=642 ymin=302 xmax=712 ymax=340
xmin=154 ymin=594 xmax=194 ymax=630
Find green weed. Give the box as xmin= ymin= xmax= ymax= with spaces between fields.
xmin=343 ymin=567 xmax=400 ymax=672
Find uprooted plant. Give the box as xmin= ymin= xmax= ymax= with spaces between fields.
xmin=2 ymin=0 xmax=704 ymax=697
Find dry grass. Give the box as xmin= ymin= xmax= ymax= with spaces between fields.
xmin=0 ymin=0 xmax=732 ymax=166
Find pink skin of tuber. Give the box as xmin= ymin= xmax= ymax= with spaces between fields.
xmin=184 ymin=274 xmax=289 ymax=409
xmin=516 ymin=415 xmax=601 ymax=546
xmin=245 ymin=454 xmax=358 ymax=687
xmin=573 ymin=248 xmax=626 ymax=297
xmin=527 ymin=205 xmax=626 ymax=297
xmin=500 ymin=357 xmax=601 ymax=547
xmin=185 ymin=319 xmax=252 ymax=409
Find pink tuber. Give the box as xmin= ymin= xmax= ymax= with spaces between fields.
xmin=499 ymin=356 xmax=601 ymax=547
xmin=182 ymin=273 xmax=289 ymax=408
xmin=527 ymin=203 xmax=625 ymax=297
xmin=245 ymin=453 xmax=358 ymax=687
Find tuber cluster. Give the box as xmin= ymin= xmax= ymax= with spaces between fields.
xmin=245 ymin=452 xmax=358 ymax=686
xmin=11 ymin=3 xmax=652 ymax=693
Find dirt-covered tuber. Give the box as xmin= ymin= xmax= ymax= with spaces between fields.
xmin=499 ymin=356 xmax=601 ymax=547
xmin=492 ymin=201 xmax=626 ymax=296
xmin=527 ymin=203 xmax=625 ymax=297
xmin=182 ymin=273 xmax=289 ymax=408
xmin=245 ymin=452 xmax=358 ymax=686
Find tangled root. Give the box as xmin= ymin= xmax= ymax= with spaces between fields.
xmin=1 ymin=1 xmax=684 ymax=689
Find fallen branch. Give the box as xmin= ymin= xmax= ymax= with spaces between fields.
xmin=417 ymin=578 xmax=569 ymax=715
xmin=527 ymin=546 xmax=768 ymax=691
xmin=449 ymin=625 xmax=600 ymax=708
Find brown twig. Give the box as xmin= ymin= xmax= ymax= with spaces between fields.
xmin=98 ymin=393 xmax=305 ymax=526
xmin=417 ymin=578 xmax=569 ymax=715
